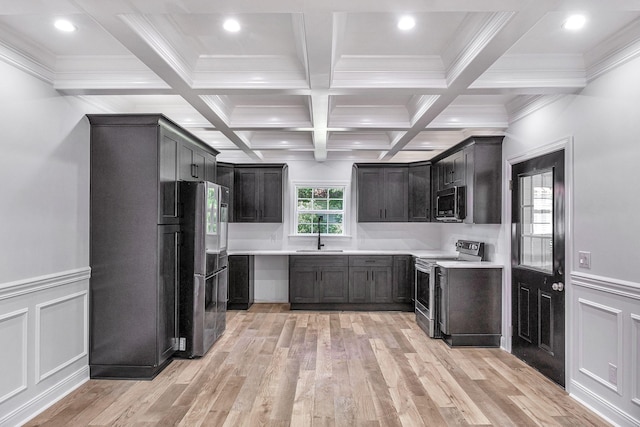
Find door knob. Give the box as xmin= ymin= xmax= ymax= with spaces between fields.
xmin=552 ymin=282 xmax=564 ymax=292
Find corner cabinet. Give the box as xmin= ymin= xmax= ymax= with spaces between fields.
xmin=234 ymin=165 xmax=285 ymax=223
xmin=87 ymin=114 xmax=218 ymax=379
xmin=408 ymin=163 xmax=431 ymax=222
xmin=432 ymin=136 xmax=504 ymax=224
xmin=355 ymin=164 xmax=408 ymax=222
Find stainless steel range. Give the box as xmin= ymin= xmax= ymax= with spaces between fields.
xmin=414 ymin=240 xmax=484 ymax=338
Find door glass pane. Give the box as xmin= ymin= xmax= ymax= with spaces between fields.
xmin=519 ymin=171 xmax=553 ymax=272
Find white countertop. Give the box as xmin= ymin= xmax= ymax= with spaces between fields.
xmin=436 ymin=261 xmax=504 ymax=269
xmin=227 ymin=249 xmax=458 ymax=258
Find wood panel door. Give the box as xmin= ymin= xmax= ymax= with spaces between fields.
xmin=511 ymin=149 xmax=566 ymax=387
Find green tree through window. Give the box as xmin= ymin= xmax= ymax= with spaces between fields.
xmin=295 ymin=186 xmax=345 ymax=235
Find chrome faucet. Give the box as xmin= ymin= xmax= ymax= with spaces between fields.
xmin=317 ymin=216 xmax=324 ymax=250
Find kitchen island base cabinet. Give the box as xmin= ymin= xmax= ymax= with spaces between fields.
xmin=438 ymin=267 xmax=502 ymax=347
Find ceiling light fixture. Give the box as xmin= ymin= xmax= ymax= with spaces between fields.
xmin=223 ymin=18 xmax=241 ymax=32
xmin=397 ymin=16 xmax=415 ymax=31
xmin=562 ymin=14 xmax=586 ymax=31
xmin=54 ymin=19 xmax=77 ymax=32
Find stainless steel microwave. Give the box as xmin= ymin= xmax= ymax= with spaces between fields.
xmin=435 ymin=186 xmax=466 ymax=222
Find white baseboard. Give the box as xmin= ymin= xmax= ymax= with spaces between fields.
xmin=1 ymin=366 xmax=89 ymax=427
xmin=570 ymin=380 xmax=640 ymax=427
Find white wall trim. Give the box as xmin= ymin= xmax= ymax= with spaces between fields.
xmin=503 ymin=136 xmax=574 ymax=391
xmin=571 ymin=271 xmax=640 ymax=299
xmin=576 ymin=298 xmax=623 ymax=395
xmin=34 ymin=291 xmax=89 ymax=384
xmin=0 ymin=267 xmax=91 ymax=301
xmin=632 ymin=313 xmax=640 ymax=408
xmin=570 ymin=380 xmax=638 ymax=427
xmin=1 ymin=366 xmax=89 ymax=427
xmin=0 ymin=308 xmax=28 ymax=405
xmin=0 ymin=40 xmax=54 ymax=84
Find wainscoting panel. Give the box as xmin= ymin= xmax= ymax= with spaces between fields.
xmin=570 ymin=272 xmax=640 ymax=427
xmin=0 ymin=268 xmax=90 ymax=427
xmin=0 ymin=309 xmax=28 ymax=405
xmin=632 ymin=313 xmax=640 ymax=408
xmin=36 ymin=291 xmax=88 ymax=383
xmin=577 ymin=298 xmax=622 ymax=394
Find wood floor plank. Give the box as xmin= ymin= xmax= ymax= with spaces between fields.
xmin=26 ymin=304 xmax=610 ymax=427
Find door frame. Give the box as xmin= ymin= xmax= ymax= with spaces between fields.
xmin=502 ymin=135 xmax=574 ymax=390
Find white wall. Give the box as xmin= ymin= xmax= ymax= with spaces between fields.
xmin=503 ymin=55 xmax=640 ymax=426
xmin=0 ymin=60 xmax=92 ymax=425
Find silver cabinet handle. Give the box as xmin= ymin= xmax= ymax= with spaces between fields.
xmin=552 ymin=282 xmax=565 ymax=292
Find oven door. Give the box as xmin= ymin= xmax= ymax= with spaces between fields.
xmin=415 ymin=263 xmax=441 ymax=338
xmin=415 ymin=265 xmax=431 ymax=316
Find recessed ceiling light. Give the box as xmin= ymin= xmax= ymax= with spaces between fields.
xmin=562 ymin=14 xmax=586 ymax=31
xmin=223 ymin=18 xmax=241 ymax=32
xmin=54 ymin=19 xmax=77 ymax=32
xmin=397 ymin=16 xmax=415 ymax=31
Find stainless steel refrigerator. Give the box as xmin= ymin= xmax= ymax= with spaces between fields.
xmin=177 ymin=181 xmax=229 ymax=358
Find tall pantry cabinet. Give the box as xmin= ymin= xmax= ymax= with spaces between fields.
xmin=88 ymin=114 xmax=218 ymax=379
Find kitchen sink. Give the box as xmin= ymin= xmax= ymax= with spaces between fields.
xmin=295 ymin=249 xmax=344 ymax=252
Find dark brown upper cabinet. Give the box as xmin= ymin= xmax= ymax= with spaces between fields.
xmin=233 ymin=164 xmax=285 ymax=223
xmin=355 ymin=164 xmax=408 ymax=222
xmin=431 ymin=136 xmax=504 ymax=224
xmin=408 ymin=162 xmax=431 ymax=222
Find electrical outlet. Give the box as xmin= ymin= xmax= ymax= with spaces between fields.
xmin=578 ymin=251 xmax=591 ymax=269
xmin=609 ymin=363 xmax=617 ymax=385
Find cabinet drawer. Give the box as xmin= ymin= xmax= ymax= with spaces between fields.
xmin=289 ymin=255 xmax=348 ymax=267
xmin=349 ymin=255 xmax=393 ymax=267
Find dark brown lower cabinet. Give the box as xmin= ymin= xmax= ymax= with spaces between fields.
xmin=289 ymin=256 xmax=349 ymax=306
xmin=228 ymin=255 xmax=254 ymax=310
xmin=392 ymin=255 xmax=413 ymax=303
xmin=289 ymin=254 xmax=412 ymax=311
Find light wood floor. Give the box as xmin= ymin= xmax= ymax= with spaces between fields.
xmin=26 ymin=304 xmax=609 ymax=426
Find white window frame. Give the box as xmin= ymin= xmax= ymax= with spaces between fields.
xmin=289 ymin=180 xmax=351 ymax=237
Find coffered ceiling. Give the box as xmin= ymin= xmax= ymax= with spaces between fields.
xmin=1 ymin=0 xmax=639 ymax=163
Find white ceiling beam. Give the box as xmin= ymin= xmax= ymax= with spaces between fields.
xmin=382 ymin=2 xmax=558 ymax=160
xmin=302 ymin=12 xmax=334 ymax=162
xmin=72 ymin=0 xmax=261 ymax=160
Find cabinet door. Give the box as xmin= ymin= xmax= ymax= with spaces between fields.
xmin=357 ymin=168 xmax=384 ymax=222
xmin=370 ymin=267 xmax=393 ymax=303
xmin=383 ymin=167 xmax=408 ymax=221
xmin=216 ymin=165 xmax=234 ymax=222
xmin=228 ymin=255 xmax=249 ymax=304
xmin=289 ymin=267 xmax=319 ymax=303
xmin=158 ymin=225 xmax=179 ymax=364
xmin=178 ymin=143 xmax=195 ymax=181
xmin=443 ymin=150 xmax=465 ymax=188
xmin=408 ymin=165 xmax=430 ymax=222
xmin=318 ymin=266 xmax=349 ymax=303
xmin=393 ymin=255 xmax=413 ymax=303
xmin=348 ymin=267 xmax=370 ymax=303
xmin=159 ymin=133 xmax=179 ymax=225
xmin=234 ymin=168 xmax=259 ymax=222
xmin=259 ymin=168 xmax=283 ymax=222
xmin=193 ymin=150 xmax=206 ymax=181
xmin=204 ymin=153 xmax=216 ymax=182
